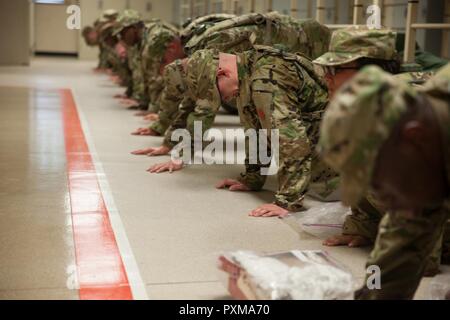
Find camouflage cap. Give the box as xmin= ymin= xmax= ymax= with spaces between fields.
xmin=313 ymin=26 xmax=397 ymax=66
xmin=318 ymin=65 xmax=417 ymax=206
xmin=112 ymin=9 xmax=142 ymax=36
xmin=185 ymin=49 xmax=221 ymax=113
xmin=99 ymin=21 xmax=118 ymax=41
xmin=102 ymin=9 xmax=119 ymax=21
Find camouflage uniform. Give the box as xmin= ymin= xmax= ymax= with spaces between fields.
xmin=184 ymin=12 xmax=331 ymax=59
xmin=160 ymin=50 xmax=218 ymax=148
xmin=180 ymin=13 xmax=236 ymax=45
xmin=152 ymin=15 xmax=330 ymax=138
xmin=115 ymin=56 xmax=132 ymax=89
xmin=314 ymin=27 xmax=444 ymax=269
xmin=235 ymin=46 xmax=336 ymax=210
xmin=114 ymin=10 xmax=148 ymax=108
xmin=150 ymin=59 xmax=187 ymax=135
xmin=163 ymin=47 xmax=336 ymax=211
xmin=125 ymin=43 xmax=147 ymax=106
xmin=96 ymin=9 xmax=119 ymax=69
xmin=140 ymin=20 xmax=181 ymax=112
xmin=98 ymin=21 xmax=131 ymax=86
xmin=394 ymin=70 xmax=435 ymax=86
xmin=313 ymin=26 xmax=397 ymax=66
xmin=318 ymin=64 xmax=450 ymax=299
xmin=97 ymin=26 xmax=112 ymax=69
xmin=114 ymin=12 xmax=182 ymax=110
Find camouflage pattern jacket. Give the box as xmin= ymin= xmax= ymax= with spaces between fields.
xmin=141 ymin=21 xmax=181 ymax=112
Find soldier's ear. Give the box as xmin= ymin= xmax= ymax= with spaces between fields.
xmin=217 ymin=68 xmax=228 ymax=77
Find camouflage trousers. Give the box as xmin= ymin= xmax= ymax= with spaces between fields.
xmin=349 ymin=195 xmax=450 ymax=299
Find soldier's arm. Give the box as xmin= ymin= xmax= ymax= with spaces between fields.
xmin=131 ymin=71 xmax=149 ymax=107
xmin=150 ymin=74 xmax=186 ymax=135
xmin=162 ymin=96 xmax=196 ymax=148
xmin=162 ymin=96 xmax=220 ymax=160
xmin=142 ymin=54 xmax=163 ymax=111
xmin=129 ymin=51 xmax=149 ymax=107
xmin=147 ymin=75 xmax=165 ymax=113
xmin=185 ymin=98 xmax=219 ymax=136
xmin=250 ymin=60 xmax=316 ymax=211
xmin=235 ymin=108 xmax=268 ymax=192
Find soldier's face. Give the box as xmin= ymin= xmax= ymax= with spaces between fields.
xmin=371 ymin=107 xmax=448 ymax=211
xmin=87 ymin=31 xmax=98 ymax=46
xmin=325 ymin=62 xmax=359 ymax=97
xmin=121 ymin=26 xmax=139 ymax=47
xmin=161 ymin=38 xmax=186 ymax=74
xmin=217 ymin=54 xmax=239 ymax=103
xmin=115 ymin=41 xmax=127 ymax=60
xmin=217 ymin=73 xmax=239 ymax=102
xmin=105 ymin=35 xmax=117 ymax=48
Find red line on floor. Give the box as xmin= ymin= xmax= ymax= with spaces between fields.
xmin=60 ymin=89 xmax=133 ymax=300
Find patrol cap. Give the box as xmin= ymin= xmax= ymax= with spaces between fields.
xmin=112 ymin=9 xmax=142 ymax=36
xmin=313 ymin=26 xmax=397 ymax=67
xmin=99 ymin=22 xmax=118 ymax=41
xmin=102 ymin=9 xmax=119 ymax=21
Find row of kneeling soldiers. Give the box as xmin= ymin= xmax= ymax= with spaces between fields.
xmin=82 ymin=8 xmax=450 ymax=300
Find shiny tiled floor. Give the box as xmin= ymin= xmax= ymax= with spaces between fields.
xmin=0 ymin=86 xmax=77 ymax=299
xmin=0 ymin=57 xmax=443 ymax=300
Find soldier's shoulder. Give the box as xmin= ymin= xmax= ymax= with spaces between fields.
xmin=394 ymin=71 xmax=434 ymax=86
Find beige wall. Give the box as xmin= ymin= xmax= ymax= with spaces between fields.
xmin=30 ymin=1 xmax=35 ymax=52
xmin=129 ymin=0 xmax=174 ymax=22
xmin=0 ymin=0 xmax=30 ymax=65
xmin=34 ymin=3 xmax=78 ymax=53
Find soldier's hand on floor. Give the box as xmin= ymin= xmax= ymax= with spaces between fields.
xmin=131 ymin=145 xmax=170 ymax=156
xmin=114 ymin=93 xmax=128 ymax=99
xmin=215 ymin=179 xmax=251 ymax=192
xmin=93 ymin=67 xmax=105 ymax=73
xmin=134 ymin=111 xmax=151 ymax=117
xmin=249 ymin=204 xmax=289 ymax=218
xmin=144 ymin=113 xmax=159 ymax=121
xmin=146 ymin=145 xmax=170 ymax=156
xmin=110 ymin=75 xmax=121 ymax=84
xmin=130 ymin=128 xmax=160 ymax=136
xmin=322 ymin=235 xmax=371 ymax=247
xmin=120 ymin=98 xmax=139 ymax=108
xmin=147 ymin=160 xmax=183 ymax=174
xmin=131 ymin=148 xmax=153 ymax=155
